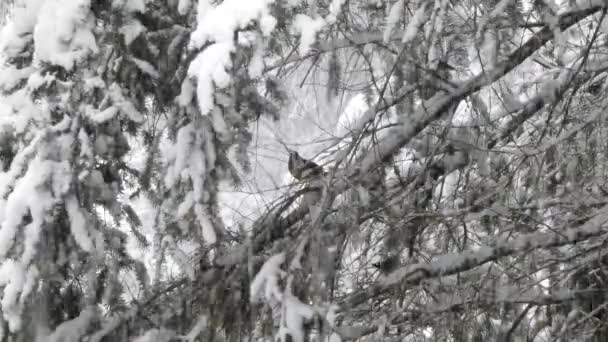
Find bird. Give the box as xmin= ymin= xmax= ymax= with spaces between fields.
xmin=372 ymin=255 xmax=400 ymax=275
xmin=287 ymin=150 xmax=325 ymax=181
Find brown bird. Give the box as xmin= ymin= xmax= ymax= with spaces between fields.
xmin=372 ymin=255 xmax=400 ymax=275
xmin=288 ymin=150 xmax=325 ymax=181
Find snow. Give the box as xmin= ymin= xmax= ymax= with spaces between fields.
xmin=190 ymin=0 xmax=276 ymax=46
xmin=290 ymin=0 xmax=347 ymax=53
xmin=0 ymin=261 xmax=38 ymax=333
xmin=481 ymin=31 xmax=497 ymax=69
xmin=112 ymin=0 xmax=146 ymax=13
xmin=0 ymin=66 xmax=34 ymax=92
xmin=165 ymin=236 xmax=195 ymax=280
xmin=250 ymin=252 xmax=285 ymax=303
xmin=403 ymin=4 xmax=429 ymax=44
xmin=131 ymin=328 xmax=175 ymax=342
xmin=187 ymin=140 xmax=206 ymax=201
xmin=45 ymin=307 xmax=96 ymax=342
xmin=0 ymin=157 xmax=55 ymax=259
xmin=126 ymin=192 xmax=157 ymax=264
xmin=210 ymin=106 xmax=229 ymax=141
xmin=0 ymin=22 xmax=28 ymax=58
xmin=0 ymin=0 xmax=44 ymax=57
xmin=33 ymin=0 xmax=99 ymax=70
xmin=66 ymin=196 xmax=95 ymax=252
xmin=83 ymin=76 xmax=105 ymax=91
xmin=185 ymin=0 xmax=279 ymax=117
xmin=119 ymin=20 xmax=145 ymax=46
xmin=194 ymin=203 xmax=217 ymax=243
xmin=176 ymin=315 xmax=207 ymax=342
xmin=333 ymin=94 xmax=372 ymax=157
xmin=0 ymin=133 xmax=42 ymax=211
xmin=355 ymin=24 xmax=558 ymax=179
xmin=194 ymin=0 xmax=212 ymax=34
xmin=176 ymin=78 xmax=194 ymax=107
xmin=329 ymin=332 xmax=342 ymax=342
xmin=0 ymin=128 xmax=108 ymax=330
xmin=161 ymin=122 xmax=217 ymax=243
xmin=1 ymin=0 xmax=605 ymax=339
xmin=282 ymin=294 xmax=315 ymax=342
xmin=26 ymin=72 xmax=55 ymax=92
xmin=575 ymin=0 xmax=605 ymax=9
xmin=108 ymin=83 xmax=144 ymax=122
xmin=339 ymin=108 xmax=372 ymax=136
xmin=178 ymin=0 xmax=192 ymax=15
xmin=18 ymin=265 xmax=38 ymax=306
xmin=20 ymin=220 xmax=41 ymax=267
xmin=292 ymin=14 xmax=326 ymax=55
xmin=250 ymin=251 xmax=320 ymax=342
xmin=326 ymin=304 xmax=339 ymax=327
xmin=131 ymin=57 xmax=160 ymax=79
xmin=126 ymin=0 xmax=146 ymax=13
xmin=326 ymin=0 xmax=346 ymax=24
xmin=260 ymin=15 xmax=278 ymax=37
xmin=0 ymin=260 xmax=25 ymax=331
xmin=164 ymin=123 xmax=194 ymax=189
xmin=187 ymin=42 xmax=234 ymax=115
xmin=177 ymin=192 xmax=195 ymax=217
xmin=384 ymin=0 xmax=404 ymax=43
xmin=177 ymin=78 xmax=195 ymax=107
xmin=89 ymin=106 xmax=119 ymax=123
xmin=0 ymin=89 xmax=49 ymax=133
xmin=379 ymin=204 xmax=608 ymax=289
xmin=248 ymin=41 xmax=265 ymax=78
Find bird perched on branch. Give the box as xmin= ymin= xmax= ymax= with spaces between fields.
xmin=287 ymin=150 xmax=325 ymax=181
xmin=285 ymin=148 xmax=326 ymax=211
xmin=372 ymin=255 xmax=400 ymax=275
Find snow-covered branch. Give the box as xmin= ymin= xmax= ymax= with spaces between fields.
xmin=353 ymin=5 xmax=605 ymax=177
xmin=341 ymin=204 xmax=608 ymax=310
xmin=337 ymin=288 xmax=585 ymax=340
xmin=242 ymin=4 xmax=607 ymax=264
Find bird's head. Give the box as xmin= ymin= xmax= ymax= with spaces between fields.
xmin=287 ymin=150 xmax=305 ymax=179
xmin=287 ymin=149 xmax=303 ymax=163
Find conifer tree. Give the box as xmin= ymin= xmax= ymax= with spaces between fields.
xmin=2 ymin=1 xmax=608 ymax=341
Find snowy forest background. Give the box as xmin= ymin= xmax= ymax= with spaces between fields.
xmin=2 ymin=0 xmax=608 ymax=341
